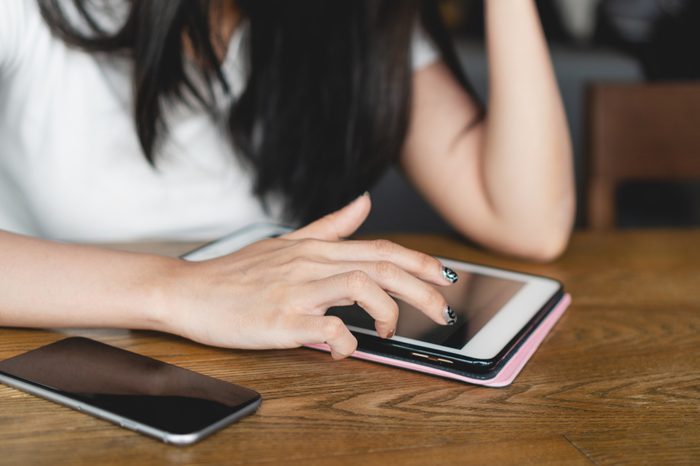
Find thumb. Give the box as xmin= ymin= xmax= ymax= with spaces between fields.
xmin=284 ymin=192 xmax=371 ymax=241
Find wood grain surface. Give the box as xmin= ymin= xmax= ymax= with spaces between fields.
xmin=1 ymin=230 xmax=698 ymax=465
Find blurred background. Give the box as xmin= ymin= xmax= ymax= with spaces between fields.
xmin=362 ymin=0 xmax=700 ymax=234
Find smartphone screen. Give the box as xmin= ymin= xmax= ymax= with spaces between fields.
xmin=0 ymin=337 xmax=261 ymax=444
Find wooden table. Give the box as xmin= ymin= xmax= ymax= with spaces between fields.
xmin=1 ymin=230 xmax=699 ymax=465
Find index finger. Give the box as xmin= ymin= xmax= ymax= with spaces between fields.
xmin=311 ymin=239 xmax=458 ymax=287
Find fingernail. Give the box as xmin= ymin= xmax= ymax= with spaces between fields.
xmin=385 ymin=329 xmax=395 ymax=339
xmin=442 ymin=266 xmax=459 ymax=284
xmin=442 ymin=305 xmax=457 ymax=325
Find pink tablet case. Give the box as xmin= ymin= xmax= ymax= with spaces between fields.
xmin=305 ymin=293 xmax=571 ymax=387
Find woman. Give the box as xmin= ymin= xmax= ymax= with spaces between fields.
xmin=0 ymin=1 xmax=574 ymax=359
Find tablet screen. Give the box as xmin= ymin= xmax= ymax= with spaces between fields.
xmin=328 ymin=272 xmax=525 ymax=349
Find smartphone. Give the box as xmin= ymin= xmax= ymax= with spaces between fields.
xmin=327 ymin=258 xmax=564 ymax=376
xmin=0 ymin=337 xmax=261 ymax=445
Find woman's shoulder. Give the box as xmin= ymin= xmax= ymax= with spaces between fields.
xmin=0 ymin=1 xmax=37 ymax=28
xmin=0 ymin=1 xmax=43 ymax=74
xmin=0 ymin=0 xmax=128 ymax=76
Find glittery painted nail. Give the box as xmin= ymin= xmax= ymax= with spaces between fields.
xmin=443 ymin=266 xmax=459 ymax=284
xmin=442 ymin=305 xmax=457 ymax=325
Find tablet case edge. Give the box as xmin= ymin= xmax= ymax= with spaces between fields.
xmin=304 ymin=293 xmax=571 ymax=387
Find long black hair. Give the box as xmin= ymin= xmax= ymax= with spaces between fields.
xmin=38 ymin=0 xmax=479 ymax=223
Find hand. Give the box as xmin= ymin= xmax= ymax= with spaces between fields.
xmin=161 ymin=193 xmax=456 ymax=359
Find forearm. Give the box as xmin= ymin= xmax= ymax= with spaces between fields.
xmin=481 ymin=0 xmax=574 ymax=248
xmin=0 ymin=196 xmax=458 ymax=359
xmin=0 ymin=230 xmax=175 ymax=330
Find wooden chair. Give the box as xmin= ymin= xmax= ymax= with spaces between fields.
xmin=586 ymin=82 xmax=700 ymax=229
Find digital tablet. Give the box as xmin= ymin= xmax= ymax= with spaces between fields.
xmin=184 ymin=223 xmax=570 ymax=386
xmin=325 ymin=258 xmax=563 ymax=372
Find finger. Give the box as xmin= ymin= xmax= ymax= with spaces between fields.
xmin=301 ymin=271 xmax=399 ymax=338
xmin=292 ymin=315 xmax=358 ymax=360
xmin=310 ymin=239 xmax=457 ymax=286
xmin=284 ymin=192 xmax=371 ymax=241
xmin=311 ymin=261 xmax=449 ymax=326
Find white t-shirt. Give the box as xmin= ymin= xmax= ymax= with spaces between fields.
xmin=0 ymin=1 xmax=438 ymax=242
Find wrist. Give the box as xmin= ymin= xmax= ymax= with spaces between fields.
xmin=137 ymin=255 xmax=192 ymax=334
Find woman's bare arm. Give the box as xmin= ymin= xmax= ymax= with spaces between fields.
xmin=402 ymin=0 xmax=575 ymax=261
xmin=0 ymin=196 xmax=459 ymax=357
xmin=0 ymin=230 xmax=173 ymax=329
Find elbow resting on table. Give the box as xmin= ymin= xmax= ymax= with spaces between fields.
xmin=485 ymin=228 xmax=570 ymax=263
xmin=511 ymin=207 xmax=575 ymax=262
xmin=492 ymin=187 xmax=575 ymax=262
xmin=471 ymin=211 xmax=574 ymax=263
xmin=510 ymin=227 xmax=571 ymax=263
